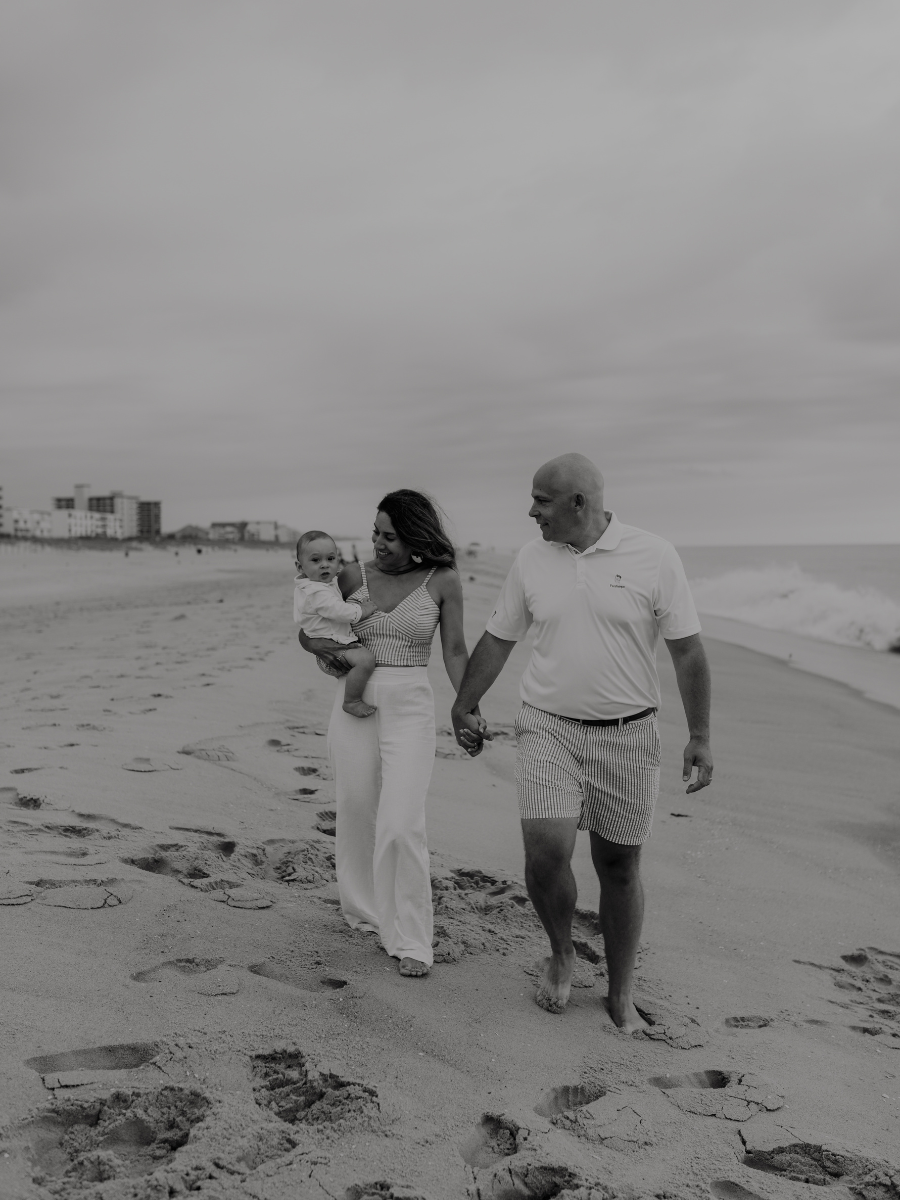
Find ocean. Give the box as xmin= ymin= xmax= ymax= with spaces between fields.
xmin=676 ymin=543 xmax=900 ymax=713
xmin=678 ymin=544 xmax=900 ymax=654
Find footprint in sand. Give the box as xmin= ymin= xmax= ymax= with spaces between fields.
xmin=178 ymin=743 xmax=236 ymax=762
xmin=724 ymin=1016 xmax=771 ymax=1029
xmin=132 ymin=957 xmax=242 ymax=994
xmin=271 ymin=838 xmax=335 ymax=886
xmin=740 ymin=1123 xmax=900 ymax=1193
xmin=121 ymin=757 xmax=184 ymax=772
xmin=188 ymin=879 xmax=274 ymax=909
xmin=794 ymin=946 xmax=900 ymax=1043
xmin=632 ymin=1000 xmax=707 ymax=1049
xmin=294 ymin=765 xmax=321 ymax=776
xmin=24 ymin=1041 xmax=162 ymax=1089
xmin=30 ymin=880 xmax=134 ymax=909
xmin=315 ymin=809 xmax=336 ymax=837
xmin=465 ymin=1157 xmax=585 ymax=1200
xmin=8 ymin=1084 xmax=211 ymax=1183
xmin=132 ymin=957 xmax=224 ymax=982
xmin=344 ymin=1185 xmax=429 ymax=1200
xmin=1 ymin=787 xmax=42 ymax=809
xmin=248 ymin=962 xmax=349 ymax=991
xmin=75 ymin=811 xmax=142 ymax=832
xmin=650 ymin=1069 xmax=783 ymax=1121
xmin=10 ymin=767 xmax=42 ymax=775
xmin=533 ymin=1083 xmax=605 ymax=1119
xmin=123 ymin=835 xmax=253 ymax=886
xmin=543 ymin=1086 xmax=653 ymax=1149
xmin=710 ymin=1183 xmax=765 ymax=1200
xmin=250 ymin=1049 xmax=381 ymax=1129
xmin=459 ymin=1113 xmax=526 ymax=1167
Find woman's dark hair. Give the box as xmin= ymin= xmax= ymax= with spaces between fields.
xmin=377 ymin=490 xmax=456 ymax=570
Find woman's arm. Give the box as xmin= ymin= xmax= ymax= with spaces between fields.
xmin=337 ymin=561 xmax=363 ymax=599
xmin=435 ymin=569 xmax=470 ymax=693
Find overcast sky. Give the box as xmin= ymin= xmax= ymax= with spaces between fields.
xmin=3 ymin=1 xmax=899 ymax=547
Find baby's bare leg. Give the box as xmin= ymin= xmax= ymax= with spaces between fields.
xmin=341 ymin=647 xmax=377 ymax=718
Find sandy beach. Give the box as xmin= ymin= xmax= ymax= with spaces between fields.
xmin=1 ymin=545 xmax=898 ymax=1200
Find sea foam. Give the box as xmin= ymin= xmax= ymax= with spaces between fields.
xmin=691 ymin=564 xmax=900 ymax=653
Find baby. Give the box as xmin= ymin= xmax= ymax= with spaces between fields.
xmin=293 ymin=530 xmax=379 ymax=718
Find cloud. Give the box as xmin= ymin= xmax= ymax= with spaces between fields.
xmin=2 ymin=0 xmax=899 ymax=545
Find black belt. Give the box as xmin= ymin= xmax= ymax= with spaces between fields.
xmin=557 ymin=706 xmax=656 ymax=729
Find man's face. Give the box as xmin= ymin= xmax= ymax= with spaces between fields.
xmin=529 ymin=474 xmax=576 ymax=543
xmin=298 ymin=537 xmax=340 ymax=583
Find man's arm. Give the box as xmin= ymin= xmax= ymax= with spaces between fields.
xmin=450 ymin=631 xmax=516 ymax=756
xmin=665 ymin=633 xmax=713 ymax=793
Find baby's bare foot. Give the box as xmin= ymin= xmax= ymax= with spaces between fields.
xmin=343 ymin=700 xmax=377 ymax=718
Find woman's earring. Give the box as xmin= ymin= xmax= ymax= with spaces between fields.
xmin=411 ymin=554 xmax=422 ymax=564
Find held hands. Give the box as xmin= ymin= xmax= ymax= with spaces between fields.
xmin=682 ymin=736 xmax=713 ymax=793
xmin=451 ymin=705 xmax=492 ymax=757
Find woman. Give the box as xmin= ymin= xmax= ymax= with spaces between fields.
xmin=301 ymin=490 xmax=471 ymax=977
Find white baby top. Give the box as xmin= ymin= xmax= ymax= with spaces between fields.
xmin=293 ymin=576 xmax=362 ymax=645
xmin=485 ymin=512 xmax=701 ymax=720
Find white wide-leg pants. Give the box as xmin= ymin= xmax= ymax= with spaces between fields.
xmin=327 ymin=666 xmax=435 ymax=966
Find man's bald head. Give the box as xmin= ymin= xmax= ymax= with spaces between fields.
xmin=533 ymin=453 xmax=604 ymax=501
xmin=530 ymin=453 xmax=609 ymax=550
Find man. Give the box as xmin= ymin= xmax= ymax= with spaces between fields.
xmin=451 ymin=453 xmax=712 ymax=1032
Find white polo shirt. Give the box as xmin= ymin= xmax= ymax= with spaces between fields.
xmin=485 ymin=513 xmax=701 ymax=720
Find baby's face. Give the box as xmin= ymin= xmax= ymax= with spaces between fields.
xmin=298 ymin=537 xmax=340 ymax=583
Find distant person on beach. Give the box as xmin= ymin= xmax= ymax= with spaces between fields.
xmin=294 ymin=531 xmax=380 ymax=717
xmin=298 ymin=490 xmax=474 ymax=978
xmin=451 ymin=453 xmax=712 ymax=1030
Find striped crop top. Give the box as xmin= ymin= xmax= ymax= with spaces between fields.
xmin=348 ymin=563 xmax=441 ymax=667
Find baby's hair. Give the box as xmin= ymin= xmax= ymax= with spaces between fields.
xmin=295 ymin=530 xmax=336 ymax=558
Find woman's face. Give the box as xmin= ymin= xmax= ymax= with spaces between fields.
xmin=372 ymin=510 xmax=410 ymax=569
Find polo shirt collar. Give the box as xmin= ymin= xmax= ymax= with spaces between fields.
xmin=553 ymin=511 xmax=623 ymax=555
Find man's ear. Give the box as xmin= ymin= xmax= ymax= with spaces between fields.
xmin=572 ymin=492 xmax=586 ymax=512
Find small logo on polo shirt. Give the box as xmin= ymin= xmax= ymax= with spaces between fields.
xmin=610 ymin=573 xmax=626 ymax=589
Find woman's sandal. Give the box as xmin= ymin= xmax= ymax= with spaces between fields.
xmin=398 ymin=957 xmax=430 ymax=978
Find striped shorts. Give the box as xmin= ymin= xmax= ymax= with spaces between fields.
xmin=514 ymin=703 xmax=661 ymax=845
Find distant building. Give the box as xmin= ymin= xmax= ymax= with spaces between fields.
xmin=275 ymin=524 xmax=301 ymax=545
xmin=88 ymin=492 xmax=139 ymax=538
xmin=209 ymin=522 xmax=247 ymax=542
xmin=245 ymin=520 xmax=278 ymax=542
xmin=172 ymin=524 xmax=209 ymax=541
xmin=51 ymin=509 xmax=123 ymax=539
xmin=5 ymin=509 xmax=54 ymax=538
xmin=138 ymin=500 xmax=162 ymax=540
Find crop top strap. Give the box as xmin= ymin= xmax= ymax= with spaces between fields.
xmin=423 ymin=567 xmax=437 ymax=585
xmin=358 ymin=562 xmax=368 ymax=593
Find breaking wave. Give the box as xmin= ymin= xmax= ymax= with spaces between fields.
xmin=691 ymin=565 xmax=900 ymax=653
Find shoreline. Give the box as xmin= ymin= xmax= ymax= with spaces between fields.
xmin=699 ymin=612 xmax=900 ymax=714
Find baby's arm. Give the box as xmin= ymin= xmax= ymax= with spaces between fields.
xmin=302 ymin=583 xmax=365 ymax=624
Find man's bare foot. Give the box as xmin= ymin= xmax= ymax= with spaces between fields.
xmin=399 ymin=957 xmax=430 ymax=977
xmin=534 ymin=951 xmax=576 ymax=1014
xmin=603 ymin=994 xmax=650 ymax=1034
xmin=343 ymin=699 xmax=377 ymax=718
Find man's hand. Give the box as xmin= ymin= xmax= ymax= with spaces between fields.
xmin=682 ymin=736 xmax=713 ymax=793
xmin=451 ymin=706 xmax=492 ymax=757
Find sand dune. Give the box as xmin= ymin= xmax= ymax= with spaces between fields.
xmin=0 ymin=547 xmax=898 ymax=1199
